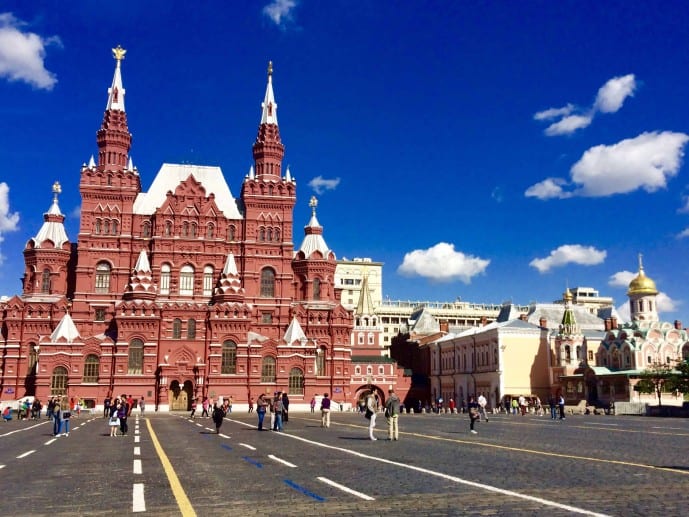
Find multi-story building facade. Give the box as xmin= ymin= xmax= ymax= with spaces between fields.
xmin=335 ymin=258 xmax=383 ymax=310
xmin=553 ymin=286 xmax=614 ymax=316
xmin=0 ymin=48 xmax=374 ymax=411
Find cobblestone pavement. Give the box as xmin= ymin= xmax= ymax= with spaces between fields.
xmin=2 ymin=410 xmax=689 ymax=515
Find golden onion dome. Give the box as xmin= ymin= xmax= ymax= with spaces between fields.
xmin=627 ymin=255 xmax=658 ymax=296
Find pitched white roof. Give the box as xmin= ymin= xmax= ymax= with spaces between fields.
xmin=134 ymin=249 xmax=151 ymax=272
xmin=283 ymin=317 xmax=306 ymax=344
xmin=106 ymin=57 xmax=125 ymax=112
xmin=261 ymin=66 xmax=278 ymax=125
xmin=222 ymin=253 xmax=238 ymax=276
xmin=298 ymin=214 xmax=332 ymax=258
xmin=33 ymin=199 xmax=69 ymax=248
xmin=132 ymin=163 xmax=242 ymax=218
xmin=50 ymin=313 xmax=80 ymax=343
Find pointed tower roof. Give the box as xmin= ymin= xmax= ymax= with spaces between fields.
xmin=627 ymin=253 xmax=658 ymax=296
xmin=214 ymin=252 xmax=245 ymax=302
xmin=283 ymin=316 xmax=307 ymax=345
xmin=355 ymin=273 xmax=375 ymax=316
xmin=124 ymin=249 xmax=156 ymax=300
xmin=261 ymin=60 xmax=278 ymax=125
xmin=50 ymin=311 xmax=80 ymax=343
xmin=32 ymin=182 xmax=69 ymax=248
xmin=560 ymin=287 xmax=579 ymax=336
xmin=106 ymin=45 xmax=126 ymax=112
xmin=298 ymin=196 xmax=333 ymax=258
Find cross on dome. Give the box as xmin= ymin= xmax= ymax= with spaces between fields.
xmin=52 ymin=181 xmax=62 ymax=202
xmin=309 ymin=195 xmax=318 ymax=216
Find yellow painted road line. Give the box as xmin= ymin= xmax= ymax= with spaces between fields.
xmin=146 ymin=418 xmax=197 ymax=517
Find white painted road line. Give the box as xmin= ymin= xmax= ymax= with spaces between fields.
xmin=17 ymin=450 xmax=35 ymax=459
xmin=219 ymin=433 xmax=230 ymax=438
xmin=134 ymin=446 xmax=141 ymax=456
xmin=268 ymin=454 xmax=297 ymax=467
xmin=318 ymin=476 xmax=375 ymax=500
xmin=133 ymin=483 xmax=146 ymax=512
xmin=0 ymin=465 xmax=5 ymax=469
xmin=133 ymin=459 xmax=142 ymax=474
xmin=45 ymin=438 xmax=57 ymax=445
xmin=135 ymin=435 xmax=140 ymax=443
xmin=239 ymin=443 xmax=256 ymax=450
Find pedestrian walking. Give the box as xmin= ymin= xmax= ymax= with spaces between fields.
xmin=53 ymin=401 xmax=62 ymax=436
xmin=477 ymin=394 xmax=489 ymax=422
xmin=201 ymin=396 xmax=210 ymax=418
xmin=468 ymin=396 xmax=480 ymax=434
xmin=118 ymin=395 xmax=129 ymax=436
xmin=548 ymin=395 xmax=557 ymax=419
xmin=310 ymin=396 xmax=316 ymax=413
xmin=61 ymin=398 xmax=72 ymax=436
xmin=248 ymin=397 xmax=254 ymax=414
xmin=365 ymin=391 xmax=378 ymax=440
xmin=103 ymin=395 xmax=111 ymax=418
xmin=212 ymin=403 xmax=226 ymax=434
xmin=281 ymin=392 xmax=289 ymax=423
xmin=320 ymin=393 xmax=331 ymax=428
xmin=273 ymin=392 xmax=284 ymax=431
xmin=190 ymin=398 xmax=198 ymax=419
xmin=109 ymin=404 xmax=120 ymax=436
xmin=385 ymin=388 xmax=400 ymax=441
xmin=558 ymin=394 xmax=566 ymax=420
xmin=139 ymin=397 xmax=146 ymax=416
xmin=256 ymin=394 xmax=268 ymax=430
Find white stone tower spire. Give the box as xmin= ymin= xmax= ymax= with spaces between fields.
xmin=106 ymin=45 xmax=126 ymax=112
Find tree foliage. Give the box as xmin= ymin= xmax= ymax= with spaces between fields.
xmin=633 ymin=361 xmax=679 ymax=407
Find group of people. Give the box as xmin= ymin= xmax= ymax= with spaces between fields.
xmin=49 ymin=397 xmax=72 ymax=436
xmin=106 ymin=394 xmax=135 ymax=436
xmin=254 ymin=391 xmax=290 ymax=431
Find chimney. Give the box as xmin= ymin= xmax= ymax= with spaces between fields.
xmin=519 ymin=314 xmax=527 ymax=321
xmin=481 ymin=316 xmax=488 ymax=326
xmin=539 ymin=317 xmax=547 ymax=329
xmin=611 ymin=316 xmax=617 ymax=329
xmin=439 ymin=320 xmax=449 ymax=333
xmin=605 ymin=318 xmax=611 ymax=331
xmin=675 ymin=320 xmax=682 ymax=330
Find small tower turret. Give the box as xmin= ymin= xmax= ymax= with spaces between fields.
xmin=627 ymin=254 xmax=659 ymax=324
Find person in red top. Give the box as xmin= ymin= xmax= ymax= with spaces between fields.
xmin=127 ymin=395 xmax=134 ymax=416
xmin=448 ymin=398 xmax=456 ymax=414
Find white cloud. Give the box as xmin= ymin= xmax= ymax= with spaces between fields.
xmin=263 ymin=0 xmax=297 ymax=26
xmin=570 ymin=131 xmax=689 ymax=197
xmin=308 ymin=175 xmax=340 ymax=194
xmin=594 ymin=74 xmax=636 ymax=113
xmin=0 ymin=13 xmax=60 ymax=90
xmin=530 ymin=244 xmax=606 ymax=273
xmin=608 ymin=270 xmax=636 ymax=287
xmin=677 ymin=228 xmax=689 ymax=239
xmin=678 ymin=194 xmax=689 ymax=213
xmin=0 ymin=182 xmax=20 ymax=267
xmin=70 ymin=205 xmax=81 ymax=219
xmin=534 ymin=74 xmax=636 ymax=136
xmin=524 ymin=177 xmax=572 ymax=200
xmin=397 ymin=242 xmax=489 ymax=283
xmin=533 ymin=104 xmax=574 ymax=121
xmin=544 ymin=114 xmax=593 ymax=136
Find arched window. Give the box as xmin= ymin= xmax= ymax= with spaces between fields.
xmin=228 ymin=225 xmax=236 ymax=241
xmin=206 ymin=224 xmax=214 ymax=239
xmin=576 ymin=346 xmax=582 ymax=361
xmin=51 ymin=366 xmax=68 ymax=396
xmin=260 ymin=268 xmax=275 ymax=297
xmin=83 ymin=354 xmax=99 ymax=383
xmin=164 ymin=221 xmax=172 ymax=236
xmin=104 ymin=220 xmax=110 ymax=234
xmin=142 ymin=221 xmax=151 ymax=238
xmin=128 ymin=339 xmax=144 ymax=374
xmin=95 ymin=262 xmax=111 ymax=293
xmin=172 ymin=319 xmax=182 ymax=339
xmin=313 ymin=278 xmax=321 ymax=301
xmin=95 ymin=219 xmax=101 ymax=234
xmin=160 ymin=264 xmax=171 ymax=295
xmin=267 ymin=228 xmax=273 ymax=241
xmin=316 ymin=346 xmax=326 ymax=376
xmin=191 ymin=223 xmax=197 ymax=237
xmin=203 ymin=266 xmax=214 ymax=296
xmin=288 ymin=368 xmax=304 ymax=395
xmin=612 ymin=349 xmax=620 ymax=369
xmin=259 ymin=227 xmax=265 ymax=241
xmin=179 ymin=265 xmax=194 ymax=296
xmin=274 ymin=228 xmax=280 ymax=241
xmin=28 ymin=343 xmax=38 ymax=374
xmin=221 ymin=340 xmax=237 ymax=374
xmin=564 ymin=345 xmax=571 ymax=363
xmin=182 ymin=222 xmax=189 ymax=237
xmin=261 ymin=356 xmax=276 ymax=383
xmin=187 ymin=319 xmax=196 ymax=339
xmin=111 ymin=219 xmax=119 ymax=234
xmin=41 ymin=268 xmax=51 ymax=293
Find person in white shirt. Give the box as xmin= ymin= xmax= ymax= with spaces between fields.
xmin=477 ymin=394 xmax=489 ymax=422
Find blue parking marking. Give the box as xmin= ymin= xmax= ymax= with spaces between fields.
xmin=221 ymin=444 xmax=232 ymax=451
xmin=242 ymin=456 xmax=263 ymax=468
xmin=284 ymin=479 xmax=326 ymax=502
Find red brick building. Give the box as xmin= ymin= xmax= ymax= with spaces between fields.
xmin=0 ymin=49 xmax=373 ymax=411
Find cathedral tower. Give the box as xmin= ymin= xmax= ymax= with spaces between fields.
xmin=627 ymin=254 xmax=659 ymax=324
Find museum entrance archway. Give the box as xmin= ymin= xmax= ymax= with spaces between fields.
xmin=169 ymin=379 xmax=193 ymax=411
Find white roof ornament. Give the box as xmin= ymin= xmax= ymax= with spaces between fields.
xmin=248 ymin=165 xmax=255 ymax=179
xmin=106 ymin=45 xmax=126 ymax=112
xmin=260 ymin=61 xmax=278 ymax=125
xmin=33 ymin=182 xmax=69 ymax=248
xmin=128 ymin=156 xmax=134 ymax=172
xmin=297 ymin=196 xmax=334 ymax=258
xmin=222 ymin=253 xmax=239 ymax=276
xmin=134 ymin=249 xmax=151 ymax=273
xmin=285 ymin=166 xmax=292 ymax=182
xmin=283 ymin=316 xmax=307 ymax=345
xmin=50 ymin=312 xmax=81 ymax=344
xmin=88 ymin=155 xmax=96 ymax=169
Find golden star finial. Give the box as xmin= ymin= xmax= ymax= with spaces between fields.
xmin=112 ymin=45 xmax=127 ymax=61
xmin=267 ymin=60 xmax=273 ymax=78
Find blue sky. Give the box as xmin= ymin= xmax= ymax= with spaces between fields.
xmin=1 ymin=1 xmax=689 ymax=324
